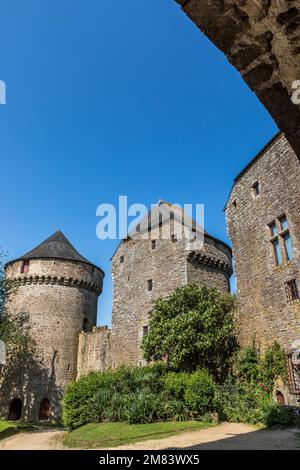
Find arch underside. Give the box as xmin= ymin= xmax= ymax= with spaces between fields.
xmin=176 ymin=0 xmax=300 ymax=157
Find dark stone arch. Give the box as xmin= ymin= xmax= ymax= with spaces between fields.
xmin=39 ymin=398 xmax=50 ymax=421
xmin=175 ymin=0 xmax=300 ymax=157
xmin=275 ymin=390 xmax=286 ymax=405
xmin=8 ymin=398 xmax=22 ymax=420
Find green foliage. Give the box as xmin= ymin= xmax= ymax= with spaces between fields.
xmin=62 ymin=364 xmax=218 ymax=429
xmin=237 ymin=341 xmax=287 ymax=392
xmin=237 ymin=345 xmax=260 ymax=384
xmin=142 ymin=284 xmax=238 ymax=380
xmin=215 ymin=376 xmax=272 ymax=424
xmin=162 ymin=372 xmax=190 ymax=400
xmin=264 ymin=405 xmax=300 ymax=428
xmin=184 ymin=370 xmax=216 ymax=415
xmin=259 ymin=342 xmax=287 ymax=391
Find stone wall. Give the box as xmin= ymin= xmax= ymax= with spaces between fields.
xmin=175 ymin=0 xmax=300 ymax=157
xmin=0 ymin=258 xmax=103 ymax=421
xmin=108 ymin=220 xmax=232 ymax=368
xmin=77 ymin=326 xmax=111 ymax=378
xmin=225 ymin=133 xmax=300 ymax=352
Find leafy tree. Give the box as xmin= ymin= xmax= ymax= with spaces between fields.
xmin=142 ymin=284 xmax=238 ymax=381
xmin=0 ymin=250 xmax=35 ymax=361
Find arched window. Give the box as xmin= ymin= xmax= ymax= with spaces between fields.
xmin=39 ymin=398 xmax=50 ymax=421
xmin=275 ymin=391 xmax=285 ymax=406
xmin=82 ymin=318 xmax=89 ymax=332
xmin=8 ymin=398 xmax=22 ymax=420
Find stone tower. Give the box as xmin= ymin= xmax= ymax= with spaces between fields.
xmin=225 ymin=133 xmax=300 ymax=405
xmin=0 ymin=230 xmax=104 ymax=421
xmin=109 ymin=202 xmax=232 ymax=368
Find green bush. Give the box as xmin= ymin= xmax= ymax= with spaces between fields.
xmin=215 ymin=377 xmax=273 ymax=424
xmin=184 ymin=370 xmax=216 ymax=415
xmin=162 ymin=372 xmax=190 ymax=400
xmin=264 ymin=405 xmax=299 ymax=428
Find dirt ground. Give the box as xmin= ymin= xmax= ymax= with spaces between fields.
xmin=0 ymin=423 xmax=299 ymax=450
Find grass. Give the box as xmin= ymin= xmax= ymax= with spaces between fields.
xmin=63 ymin=420 xmax=214 ymax=449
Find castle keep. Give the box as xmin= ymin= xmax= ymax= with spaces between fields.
xmin=77 ymin=202 xmax=232 ymax=375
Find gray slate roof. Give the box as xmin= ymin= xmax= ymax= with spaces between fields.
xmin=8 ymin=230 xmax=104 ymax=274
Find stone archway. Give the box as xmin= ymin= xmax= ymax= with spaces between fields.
xmin=8 ymin=398 xmax=22 ymax=420
xmin=175 ymin=1 xmax=300 ymax=157
xmin=39 ymin=398 xmax=50 ymax=421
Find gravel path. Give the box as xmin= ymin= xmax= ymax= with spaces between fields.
xmin=0 ymin=429 xmax=65 ymax=450
xmin=114 ymin=422 xmax=300 ymax=450
xmin=0 ymin=423 xmax=299 ymax=450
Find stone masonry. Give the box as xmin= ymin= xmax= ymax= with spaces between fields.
xmin=225 ymin=132 xmax=300 ymax=404
xmin=78 ymin=202 xmax=232 ymax=373
xmin=175 ymin=0 xmax=300 ymax=158
xmin=0 ymin=231 xmax=104 ymax=421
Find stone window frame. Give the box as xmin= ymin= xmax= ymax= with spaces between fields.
xmin=268 ymin=213 xmax=293 ymax=267
xmin=232 ymin=199 xmax=237 ymax=209
xmin=147 ymin=279 xmax=153 ymax=292
xmin=120 ymin=255 xmax=124 ymax=264
xmin=151 ymin=239 xmax=156 ymax=250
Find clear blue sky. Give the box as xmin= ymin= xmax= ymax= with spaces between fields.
xmin=0 ymin=0 xmax=277 ymax=326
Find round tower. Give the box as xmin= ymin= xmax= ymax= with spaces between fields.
xmin=2 ymin=230 xmax=104 ymax=422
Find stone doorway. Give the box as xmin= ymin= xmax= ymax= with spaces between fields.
xmin=8 ymin=398 xmax=22 ymax=420
xmin=39 ymin=398 xmax=50 ymax=421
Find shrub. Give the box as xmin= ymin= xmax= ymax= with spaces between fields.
xmin=259 ymin=342 xmax=287 ymax=391
xmin=215 ymin=377 xmax=272 ymax=424
xmin=162 ymin=372 xmax=190 ymax=400
xmin=237 ymin=346 xmax=260 ymax=384
xmin=264 ymin=405 xmax=299 ymax=428
xmin=62 ymin=364 xmax=170 ymax=429
xmin=184 ymin=370 xmax=216 ymax=415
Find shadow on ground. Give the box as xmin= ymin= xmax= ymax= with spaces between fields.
xmin=168 ymin=427 xmax=300 ymax=450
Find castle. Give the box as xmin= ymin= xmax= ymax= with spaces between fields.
xmin=1 ymin=133 xmax=300 ymax=421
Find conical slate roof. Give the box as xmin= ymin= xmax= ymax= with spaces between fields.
xmin=8 ymin=230 xmax=103 ymax=273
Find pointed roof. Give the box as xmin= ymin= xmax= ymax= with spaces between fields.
xmin=111 ymin=200 xmax=231 ymax=259
xmin=7 ymin=230 xmax=104 ymax=274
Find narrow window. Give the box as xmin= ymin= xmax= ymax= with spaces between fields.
xmin=147 ymin=279 xmax=153 ymax=292
xmin=251 ymin=181 xmax=261 ymax=197
xmin=269 ymin=222 xmax=278 ymax=237
xmin=279 ymin=215 xmax=289 ymax=231
xmin=285 ymin=279 xmax=299 ymax=303
xmin=170 ymin=211 xmax=175 ymax=221
xmin=279 ymin=215 xmax=293 ymax=262
xmin=272 ymin=238 xmax=282 ymax=266
xmin=120 ymin=255 xmax=124 ymax=264
xmin=143 ymin=325 xmax=149 ymax=337
xmin=232 ymin=199 xmax=237 ymax=209
xmin=82 ymin=318 xmax=89 ymax=332
xmin=283 ymin=232 xmax=293 ymax=261
xmin=171 ymin=234 xmax=177 ymax=243
xmin=21 ymin=260 xmax=30 ymax=274
xmin=151 ymin=240 xmax=156 ymax=250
